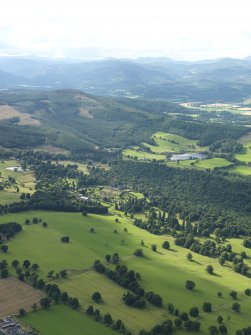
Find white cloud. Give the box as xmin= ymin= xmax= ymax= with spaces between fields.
xmin=0 ymin=0 xmax=251 ymax=60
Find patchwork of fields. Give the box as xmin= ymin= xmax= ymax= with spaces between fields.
xmin=0 ymin=210 xmax=251 ymax=334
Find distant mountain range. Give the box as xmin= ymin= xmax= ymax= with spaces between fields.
xmin=0 ymin=56 xmax=251 ymax=102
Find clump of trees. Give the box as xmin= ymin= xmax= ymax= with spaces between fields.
xmin=123 ymin=292 xmax=146 ymax=308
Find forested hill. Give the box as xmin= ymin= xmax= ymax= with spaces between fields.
xmin=0 ymin=89 xmax=248 ymax=152
xmin=108 ymin=160 xmax=251 ymax=232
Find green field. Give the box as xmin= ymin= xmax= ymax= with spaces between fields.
xmin=144 ymin=131 xmax=203 ymax=154
xmin=235 ymin=142 xmax=251 ymax=163
xmin=230 ymin=165 xmax=251 ymax=175
xmin=1 ymin=210 xmax=251 ymax=334
xmin=122 ymin=132 xmax=207 ymax=162
xmin=168 ymin=157 xmax=233 ymax=170
xmin=0 ymin=160 xmax=35 ymax=205
xmin=22 ymin=304 xmax=114 ymax=335
xmin=57 ymin=271 xmax=166 ymax=334
xmin=123 ymin=146 xmax=166 ymax=161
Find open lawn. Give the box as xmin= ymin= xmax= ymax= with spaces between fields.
xmin=0 ymin=277 xmax=44 ymax=318
xmin=1 ymin=210 xmax=251 ymax=334
xmin=22 ymin=304 xmax=114 ymax=335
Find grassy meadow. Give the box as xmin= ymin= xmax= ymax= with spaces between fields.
xmin=0 ymin=210 xmax=251 ymax=334
xmin=22 ymin=304 xmax=115 ymax=335
xmin=0 ymin=160 xmax=35 ymax=205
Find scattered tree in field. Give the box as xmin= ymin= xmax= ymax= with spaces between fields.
xmin=140 ymin=240 xmax=144 ymax=246
xmin=92 ymin=291 xmax=102 ymax=303
xmin=230 ymin=291 xmax=237 ymax=300
xmin=185 ymin=280 xmax=195 ymax=290
xmin=25 ymin=219 xmax=30 ymax=225
xmin=187 ymin=252 xmax=193 ymax=261
xmin=113 ymin=229 xmax=118 ymax=234
xmin=1 ymin=268 xmax=8 ymax=278
xmin=11 ymin=259 xmax=19 ymax=268
xmin=104 ymin=313 xmax=113 ymax=326
xmin=18 ymin=273 xmax=24 ymax=281
xmin=31 ymin=303 xmax=38 ymax=312
xmin=42 ymin=222 xmax=48 ymax=228
xmin=180 ymin=312 xmax=189 ymax=321
xmin=31 ymin=263 xmax=39 ymax=272
xmin=23 ymin=260 xmax=30 ymax=268
xmin=40 ymin=297 xmax=51 ymax=309
xmin=86 ymin=305 xmax=94 ymax=315
xmin=189 ymin=307 xmax=199 ymax=317
xmin=124 ymin=228 xmax=127 ymax=233
xmin=151 ymin=244 xmax=157 ymax=252
xmin=89 ymin=227 xmax=95 ymax=233
xmin=244 ymin=288 xmax=251 ymax=296
xmin=203 ymin=302 xmax=212 ymax=313
xmin=61 ymin=292 xmax=68 ymax=302
xmin=134 ymin=249 xmax=144 ymax=257
xmin=162 ymin=241 xmax=170 ymax=250
xmin=105 ymin=254 xmax=111 ymax=262
xmin=19 ymin=308 xmax=26 ymax=317
xmin=1 ymin=245 xmax=8 ymax=253
xmin=174 ymin=318 xmax=182 ymax=328
xmin=60 ymin=270 xmax=67 ymax=278
xmin=167 ymin=303 xmax=174 ymax=314
xmin=206 ymin=265 xmax=214 ymax=274
xmin=218 ymin=325 xmax=228 ymax=334
xmin=232 ymin=302 xmax=240 ymax=312
xmin=61 ymin=236 xmax=70 ymax=243
xmin=217 ymin=292 xmax=222 ymax=298
xmin=69 ymin=297 xmax=80 ymax=309
xmin=217 ymin=315 xmax=223 ymax=324
xmin=208 ymin=326 xmax=219 ymax=335
xmin=111 ymin=253 xmax=119 ymax=264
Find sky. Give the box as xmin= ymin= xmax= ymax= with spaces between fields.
xmin=0 ymin=0 xmax=251 ymax=61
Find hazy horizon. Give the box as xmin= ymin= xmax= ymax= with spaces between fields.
xmin=1 ymin=0 xmax=251 ymax=61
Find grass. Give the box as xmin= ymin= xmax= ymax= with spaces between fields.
xmin=235 ymin=142 xmax=251 ymax=163
xmin=52 ymin=160 xmax=90 ymax=174
xmin=0 ymin=277 xmax=44 ymax=318
xmin=230 ymin=165 xmax=251 ymax=175
xmin=0 ymin=160 xmax=35 ymax=205
xmin=123 ymin=147 xmax=166 ymax=161
xmin=168 ymin=158 xmax=232 ymax=170
xmin=22 ymin=304 xmax=115 ymax=335
xmin=146 ymin=131 xmax=202 ymax=154
xmin=1 ymin=210 xmax=251 ymax=334
xmin=57 ymin=271 xmax=166 ymax=334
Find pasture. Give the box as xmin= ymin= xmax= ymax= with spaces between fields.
xmin=123 ymin=147 xmax=166 ymax=161
xmin=235 ymin=142 xmax=251 ymax=163
xmin=0 ymin=277 xmax=44 ymax=318
xmin=1 ymin=210 xmax=251 ymax=334
xmin=0 ymin=160 xmax=35 ymax=205
xmin=167 ymin=157 xmax=232 ymax=170
xmin=22 ymin=304 xmax=114 ymax=335
xmin=57 ymin=271 xmax=166 ymax=334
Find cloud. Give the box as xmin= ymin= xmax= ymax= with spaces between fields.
xmin=0 ymin=0 xmax=251 ymax=60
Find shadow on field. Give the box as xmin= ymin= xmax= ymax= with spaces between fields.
xmin=190 ymin=259 xmax=202 ymax=265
